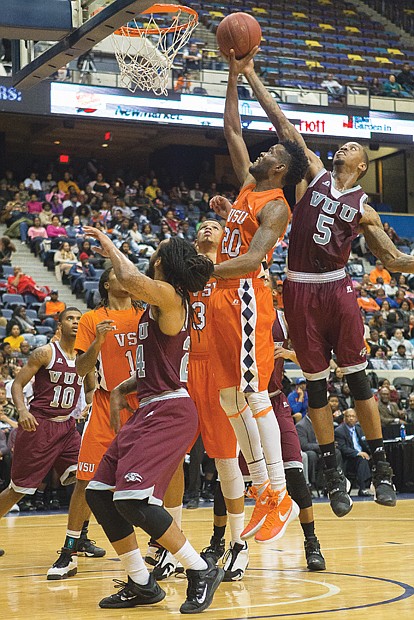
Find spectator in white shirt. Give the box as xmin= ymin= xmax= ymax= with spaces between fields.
xmin=388 ymin=327 xmax=414 ymax=356
xmin=23 ymin=172 xmax=42 ymax=192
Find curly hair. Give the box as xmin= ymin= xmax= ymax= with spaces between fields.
xmin=157 ymin=236 xmax=214 ymax=311
xmin=279 ymin=139 xmax=309 ymax=186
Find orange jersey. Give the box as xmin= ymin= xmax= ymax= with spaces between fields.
xmin=217 ymin=183 xmax=290 ymax=279
xmin=75 ymin=306 xmax=143 ymax=391
xmin=189 ymin=279 xmax=216 ymax=356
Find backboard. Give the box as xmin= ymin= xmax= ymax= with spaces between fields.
xmin=6 ymin=0 xmax=168 ymax=89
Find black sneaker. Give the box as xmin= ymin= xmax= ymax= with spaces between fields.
xmin=47 ymin=548 xmax=77 ymax=580
xmin=222 ymin=541 xmax=249 ymax=581
xmin=324 ymin=468 xmax=352 ymax=517
xmin=49 ymin=498 xmax=61 ymax=510
xmin=0 ymin=548 xmax=4 ymax=557
xmin=78 ymin=537 xmax=106 ymax=557
xmin=372 ymin=461 xmax=397 ymax=507
xmin=304 ymin=536 xmax=326 ymax=571
xmin=180 ymin=556 xmax=224 ymax=614
xmin=99 ymin=573 xmax=166 ymax=608
xmin=186 ymin=495 xmax=199 ymax=510
xmin=201 ymin=536 xmax=225 ymax=564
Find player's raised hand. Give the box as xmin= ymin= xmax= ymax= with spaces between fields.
xmin=227 ymin=46 xmax=259 ymax=77
xmin=274 ymin=344 xmax=296 ymax=362
xmin=18 ymin=408 xmax=39 ymax=432
xmin=95 ymin=319 xmax=115 ymax=345
xmin=210 ymin=195 xmax=232 ymax=219
xmin=83 ymin=226 xmax=113 ymax=258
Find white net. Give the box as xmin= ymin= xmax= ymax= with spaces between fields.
xmin=112 ymin=6 xmax=198 ymax=96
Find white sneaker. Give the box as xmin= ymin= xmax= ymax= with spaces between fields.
xmin=8 ymin=504 xmax=20 ymax=513
xmin=152 ymin=549 xmax=185 ymax=581
xmin=47 ymin=549 xmax=77 ymax=580
xmin=223 ymin=541 xmax=249 ymax=581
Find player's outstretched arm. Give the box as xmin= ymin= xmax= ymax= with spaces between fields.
xmin=83 ymin=227 xmax=179 ymax=311
xmin=76 ymin=319 xmax=116 ymax=376
xmin=11 ymin=345 xmax=51 ymax=432
xmin=214 ymin=199 xmax=289 ymax=279
xmin=360 ymin=205 xmax=414 ymax=272
xmin=224 ymin=50 xmax=256 ymax=186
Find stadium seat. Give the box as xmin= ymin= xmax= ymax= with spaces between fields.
xmin=2 ymin=294 xmax=26 ymax=308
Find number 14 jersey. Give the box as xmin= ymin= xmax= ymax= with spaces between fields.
xmin=288 ymin=168 xmax=367 ymax=274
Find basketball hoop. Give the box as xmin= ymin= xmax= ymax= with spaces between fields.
xmin=112 ymin=4 xmax=198 ymax=96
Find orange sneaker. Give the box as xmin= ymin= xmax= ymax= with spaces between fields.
xmin=240 ymin=484 xmax=271 ymax=540
xmin=254 ymin=489 xmax=299 ymax=544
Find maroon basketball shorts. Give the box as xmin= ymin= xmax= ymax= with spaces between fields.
xmin=88 ymin=392 xmax=198 ymax=505
xmin=11 ymin=416 xmax=80 ymax=495
xmin=283 ymin=276 xmax=367 ymax=380
xmin=239 ymin=391 xmax=302 ymax=477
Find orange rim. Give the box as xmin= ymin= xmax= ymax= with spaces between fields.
xmin=113 ymin=3 xmax=198 ymax=36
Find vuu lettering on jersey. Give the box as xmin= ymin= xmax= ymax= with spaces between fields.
xmin=217 ymin=183 xmax=291 ymax=279
xmin=288 ymin=169 xmax=367 ymax=274
xmin=30 ymin=342 xmax=83 ymax=418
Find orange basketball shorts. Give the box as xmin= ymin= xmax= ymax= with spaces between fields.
xmin=187 ymin=354 xmax=238 ymax=459
xmin=77 ymin=388 xmax=138 ymax=481
xmin=208 ymin=278 xmax=274 ymax=393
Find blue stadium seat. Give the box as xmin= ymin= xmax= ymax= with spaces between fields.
xmin=2 ymin=294 xmax=26 ymax=308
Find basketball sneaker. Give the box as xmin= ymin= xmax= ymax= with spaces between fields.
xmin=77 ymin=537 xmax=106 ymax=557
xmin=180 ymin=556 xmax=224 ymax=614
xmin=304 ymin=536 xmax=326 ymax=571
xmin=144 ymin=539 xmax=163 ymax=566
xmin=201 ymin=536 xmax=225 ymax=564
xmin=47 ymin=548 xmax=77 ymax=580
xmin=99 ymin=573 xmax=166 ymax=609
xmin=222 ymin=541 xmax=249 ymax=581
xmin=372 ymin=461 xmax=397 ymax=507
xmin=324 ymin=467 xmax=353 ymax=517
xmin=240 ymin=483 xmax=271 ymax=540
xmin=152 ymin=549 xmax=185 ymax=580
xmin=254 ymin=489 xmax=299 ymax=543
xmin=0 ymin=548 xmax=4 ymax=557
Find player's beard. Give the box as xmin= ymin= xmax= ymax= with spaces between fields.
xmin=249 ymin=160 xmax=271 ymax=182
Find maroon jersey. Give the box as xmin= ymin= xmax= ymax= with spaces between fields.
xmin=288 ymin=169 xmax=367 ymax=273
xmin=30 ymin=342 xmax=83 ymax=419
xmin=268 ymin=310 xmax=289 ymax=394
xmin=136 ymin=306 xmax=190 ymax=400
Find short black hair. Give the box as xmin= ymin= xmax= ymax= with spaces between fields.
xmin=279 ymin=140 xmax=309 ymax=186
xmin=59 ymin=306 xmax=81 ymax=322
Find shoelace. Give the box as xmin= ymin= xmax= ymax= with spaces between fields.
xmin=112 ymin=579 xmax=135 ymax=597
xmin=53 ymin=550 xmax=74 ymax=568
xmin=186 ymin=573 xmax=206 ymax=600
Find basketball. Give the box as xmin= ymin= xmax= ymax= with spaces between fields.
xmin=216 ymin=12 xmax=262 ymax=60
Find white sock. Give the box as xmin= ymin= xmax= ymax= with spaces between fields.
xmin=228 ymin=512 xmax=245 ymax=545
xmin=166 ymin=505 xmax=183 ymax=530
xmin=174 ymin=540 xmax=208 ymax=571
xmin=247 ymin=458 xmax=269 ymax=489
xmin=119 ymin=549 xmax=150 ymax=585
xmin=256 ymin=413 xmax=286 ymax=491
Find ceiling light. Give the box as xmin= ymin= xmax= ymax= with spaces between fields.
xmin=101 ymin=143 xmax=109 ymax=148
xmin=54 ymin=140 xmax=60 ymax=145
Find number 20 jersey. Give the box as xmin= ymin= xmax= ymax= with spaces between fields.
xmin=30 ymin=341 xmax=83 ymax=418
xmin=288 ymin=168 xmax=367 ymax=274
xmin=216 ymin=183 xmax=290 ymax=279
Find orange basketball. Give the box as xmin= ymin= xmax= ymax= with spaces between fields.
xmin=216 ymin=12 xmax=262 ymax=60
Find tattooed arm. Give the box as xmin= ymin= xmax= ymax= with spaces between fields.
xmin=214 ymin=200 xmax=289 ymax=279
xmin=360 ymin=205 xmax=414 ymax=272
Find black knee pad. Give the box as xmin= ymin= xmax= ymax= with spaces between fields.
xmin=214 ymin=482 xmax=227 ymax=518
xmin=85 ymin=489 xmax=134 ymax=543
xmin=285 ymin=468 xmax=312 ymax=510
xmin=115 ymin=499 xmax=173 ymax=540
xmin=307 ymin=378 xmax=328 ymax=409
xmin=346 ymin=370 xmax=372 ymax=401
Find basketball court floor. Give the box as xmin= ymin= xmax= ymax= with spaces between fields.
xmin=1 ymin=498 xmax=413 ymax=619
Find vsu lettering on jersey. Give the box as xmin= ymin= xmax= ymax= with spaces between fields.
xmin=217 ymin=184 xmax=290 ymax=280
xmin=135 ymin=306 xmax=190 ymax=400
xmin=30 ymin=342 xmax=83 ymax=418
xmin=288 ymin=169 xmax=367 ymax=273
